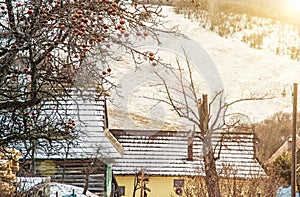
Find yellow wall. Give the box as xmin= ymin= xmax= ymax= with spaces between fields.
xmin=115 ymin=175 xmax=185 ymax=197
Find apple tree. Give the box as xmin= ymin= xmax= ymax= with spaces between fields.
xmin=0 ymin=0 xmax=163 ymax=171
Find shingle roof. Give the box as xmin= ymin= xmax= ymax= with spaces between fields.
xmin=110 ymin=129 xmax=265 ymax=178
xmin=19 ymin=88 xmax=121 ymax=160
xmin=55 ymin=91 xmax=120 ymax=160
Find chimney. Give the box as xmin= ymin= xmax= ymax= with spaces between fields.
xmin=288 ymin=136 xmax=293 ymax=152
xmin=188 ymin=137 xmax=193 ymax=161
xmin=188 ymin=129 xmax=195 ymax=161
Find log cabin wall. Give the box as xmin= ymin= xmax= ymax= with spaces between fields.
xmin=19 ymin=159 xmax=107 ymax=195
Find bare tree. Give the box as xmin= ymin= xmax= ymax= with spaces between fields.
xmin=0 ymin=0 xmax=164 ymax=170
xmin=132 ymin=169 xmax=150 ymax=197
xmin=145 ymin=53 xmax=271 ymax=197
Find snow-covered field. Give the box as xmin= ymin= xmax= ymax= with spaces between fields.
xmin=107 ymin=6 xmax=300 ymax=130
xmin=164 ymin=7 xmax=300 ymax=119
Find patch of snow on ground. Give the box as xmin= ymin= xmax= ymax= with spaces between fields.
xmin=17 ymin=177 xmax=99 ymax=197
xmin=49 ymin=183 xmax=99 ymax=197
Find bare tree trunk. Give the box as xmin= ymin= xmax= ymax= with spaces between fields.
xmin=83 ymin=169 xmax=89 ymax=195
xmin=199 ymin=94 xmax=221 ymax=197
xmin=140 ymin=170 xmax=145 ymax=197
xmin=203 ymin=141 xmax=221 ymax=197
xmin=132 ymin=172 xmax=139 ymax=197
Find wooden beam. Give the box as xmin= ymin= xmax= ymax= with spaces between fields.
xmin=104 ymin=129 xmax=124 ymax=157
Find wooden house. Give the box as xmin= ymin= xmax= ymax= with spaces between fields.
xmin=267 ymin=135 xmax=300 ymax=164
xmin=16 ymin=88 xmax=123 ymax=196
xmin=110 ymin=129 xmax=265 ymax=197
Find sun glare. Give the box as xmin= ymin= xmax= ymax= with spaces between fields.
xmin=288 ymin=0 xmax=300 ymax=12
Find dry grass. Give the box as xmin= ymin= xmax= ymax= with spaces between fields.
xmin=174 ymin=0 xmax=300 ymax=26
xmin=218 ymin=1 xmax=268 ymax=17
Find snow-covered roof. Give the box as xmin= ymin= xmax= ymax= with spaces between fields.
xmin=55 ymin=92 xmax=120 ymax=160
xmin=110 ymin=129 xmax=265 ymax=178
xmin=21 ymin=88 xmax=122 ymax=160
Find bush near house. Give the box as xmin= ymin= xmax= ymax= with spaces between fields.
xmin=272 ymin=152 xmax=292 ymax=185
xmin=0 ymin=149 xmax=21 ymax=195
xmin=181 ymin=167 xmax=280 ymax=197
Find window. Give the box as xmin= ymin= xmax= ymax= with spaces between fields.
xmin=118 ymin=186 xmax=125 ymax=196
xmin=174 ymin=179 xmax=184 ymax=188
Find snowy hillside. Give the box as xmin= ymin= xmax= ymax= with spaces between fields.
xmin=107 ymin=6 xmax=300 ymax=130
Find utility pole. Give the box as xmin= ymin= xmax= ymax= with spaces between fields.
xmin=292 ymin=83 xmax=298 ymax=197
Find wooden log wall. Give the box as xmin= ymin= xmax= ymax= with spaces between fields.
xmin=19 ymin=159 xmax=107 ymax=195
